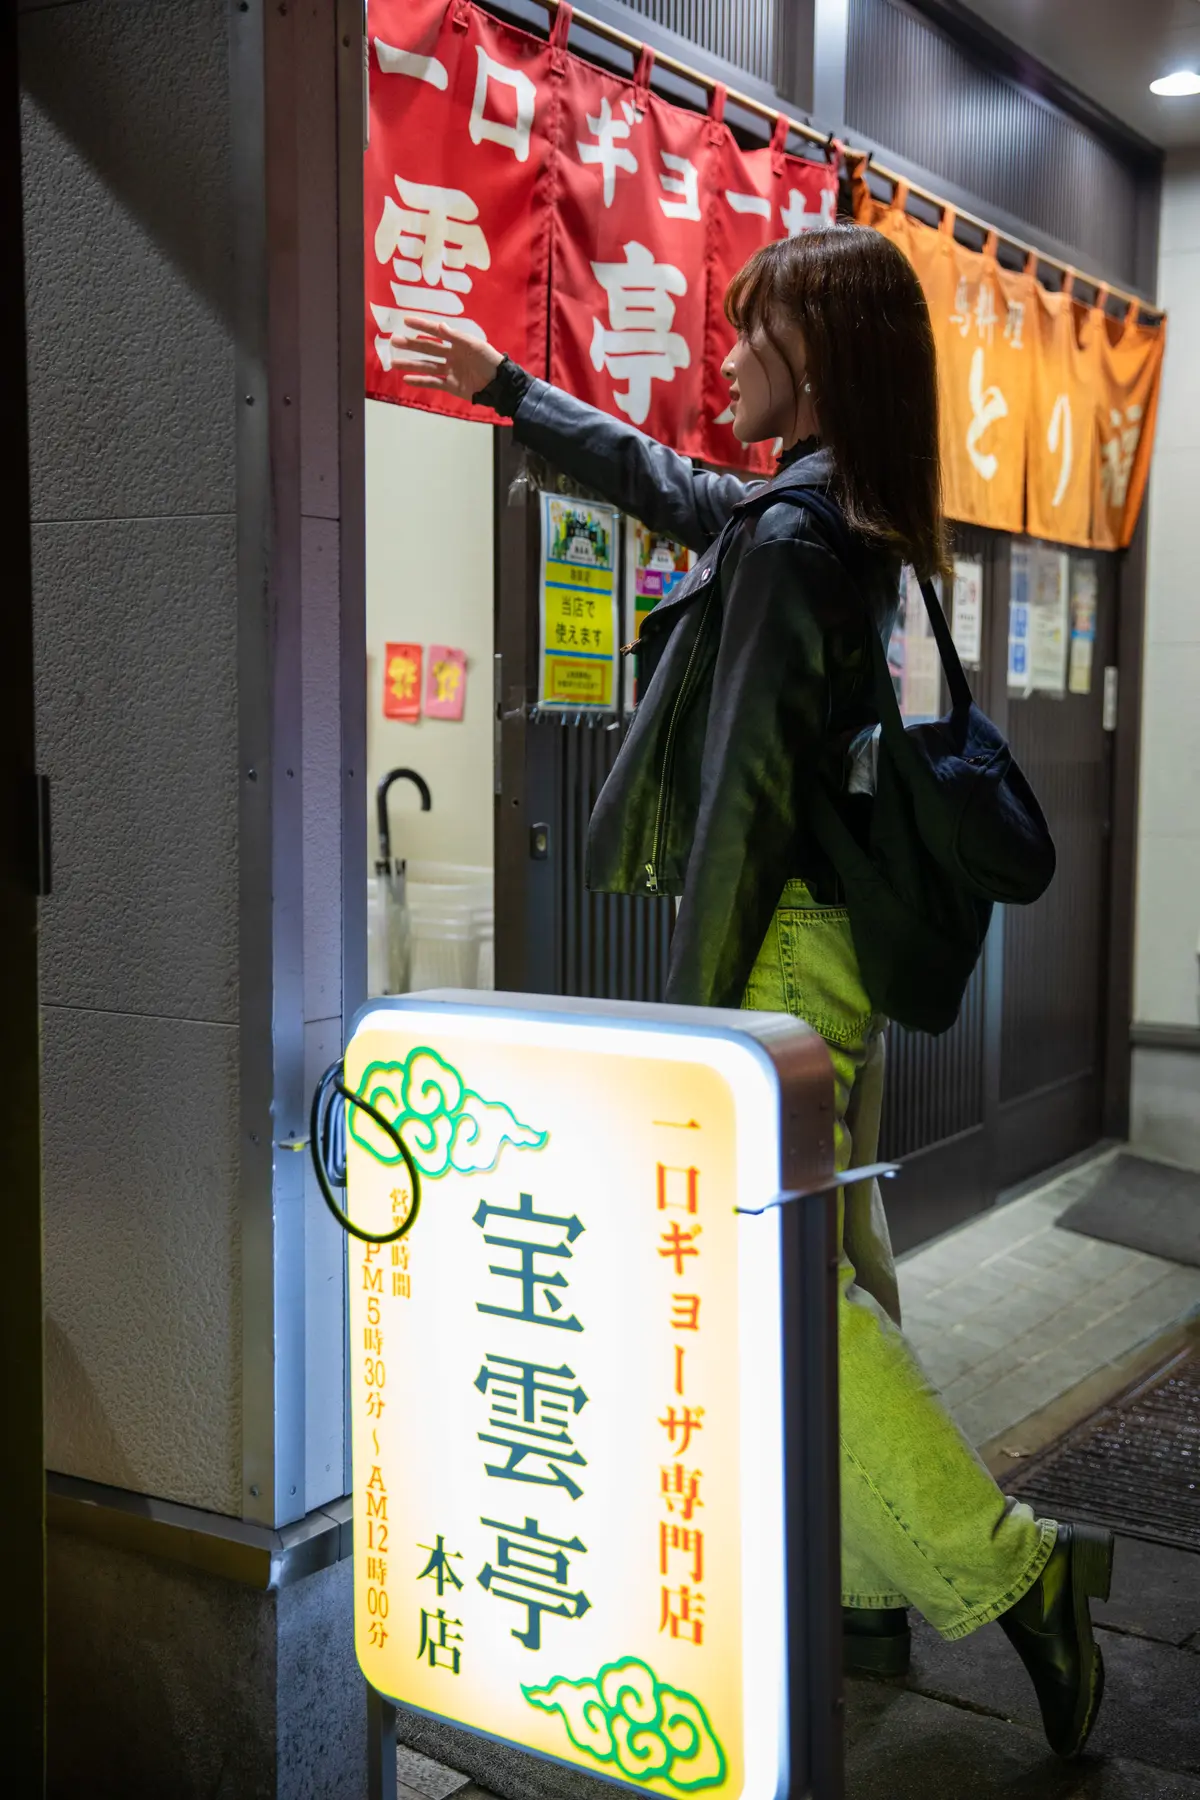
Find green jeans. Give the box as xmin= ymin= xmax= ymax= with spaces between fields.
xmin=743 ymin=880 xmax=1056 ymax=1639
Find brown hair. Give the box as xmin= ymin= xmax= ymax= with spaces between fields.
xmin=725 ymin=223 xmax=948 ymax=579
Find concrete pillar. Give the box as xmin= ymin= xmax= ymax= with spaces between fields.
xmin=1132 ymin=147 xmax=1200 ymax=1168
xmin=21 ymin=0 xmax=367 ymax=1789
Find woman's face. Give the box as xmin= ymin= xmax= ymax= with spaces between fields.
xmin=721 ymin=323 xmax=818 ymax=447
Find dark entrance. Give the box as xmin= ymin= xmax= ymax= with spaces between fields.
xmin=877 ymin=527 xmax=1122 ymax=1249
xmin=495 ymin=427 xmax=1127 ymax=1249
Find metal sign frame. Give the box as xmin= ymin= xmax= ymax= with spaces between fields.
xmin=345 ymin=990 xmax=843 ymax=1800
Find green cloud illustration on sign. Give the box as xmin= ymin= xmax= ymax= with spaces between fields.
xmin=348 ymin=1047 xmax=548 ymax=1178
xmin=523 ymin=1657 xmax=727 ymax=1792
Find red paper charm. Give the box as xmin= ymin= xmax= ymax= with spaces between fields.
xmin=383 ymin=643 xmax=423 ymax=722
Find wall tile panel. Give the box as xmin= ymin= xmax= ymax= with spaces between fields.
xmin=42 ymin=1007 xmax=241 ymax=1513
xmin=33 ymin=515 xmax=239 ymax=1023
xmin=20 ymin=0 xmax=234 ymax=523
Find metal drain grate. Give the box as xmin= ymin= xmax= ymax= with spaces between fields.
xmin=1010 ymin=1350 xmax=1200 ymax=1553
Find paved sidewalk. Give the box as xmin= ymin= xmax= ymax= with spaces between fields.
xmin=395 ymin=1747 xmax=480 ymax=1800
xmin=847 ymin=1146 xmax=1200 ymax=1797
xmin=897 ymin=1147 xmax=1200 ymax=1451
xmin=846 ymin=1529 xmax=1200 ymax=1797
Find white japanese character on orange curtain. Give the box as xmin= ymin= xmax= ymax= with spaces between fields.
xmin=1100 ymin=403 xmax=1143 ymax=509
xmin=469 ymin=45 xmax=536 ymax=161
xmin=974 ymin=281 xmax=1000 ymax=347
xmin=781 ymin=185 xmax=835 ymax=235
xmin=965 ymin=346 xmax=1008 ymax=481
xmin=370 ymin=177 xmax=490 ymax=371
xmin=1047 ymin=392 xmax=1073 ymax=509
xmin=577 ymin=95 xmax=642 ymax=206
xmin=950 ymin=276 xmax=1008 ymax=348
xmin=1004 ymin=297 xmax=1026 ymax=349
xmin=949 ymin=277 xmax=972 ymax=338
xmin=589 ymin=241 xmax=690 ymax=425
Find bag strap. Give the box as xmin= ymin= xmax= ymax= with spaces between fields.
xmin=751 ymin=478 xmax=975 ymax=729
xmin=911 ymin=575 xmax=973 ymax=714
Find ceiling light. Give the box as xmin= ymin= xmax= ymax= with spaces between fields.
xmin=1150 ymin=69 xmax=1200 ymax=96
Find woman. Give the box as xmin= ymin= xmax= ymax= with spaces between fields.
xmin=390 ymin=223 xmax=1112 ymax=1760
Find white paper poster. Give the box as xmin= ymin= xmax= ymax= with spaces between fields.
xmin=1008 ymin=543 xmax=1032 ymax=695
xmin=951 ymin=558 xmax=984 ymax=668
xmin=537 ymin=494 xmax=620 ymax=712
xmin=623 ymin=519 xmax=694 ymax=711
xmin=888 ymin=568 xmax=942 ymax=721
xmin=1068 ymin=558 xmax=1098 ymax=697
xmin=904 ymin=636 xmax=942 ymax=722
xmin=1029 ymin=547 xmax=1070 ymax=696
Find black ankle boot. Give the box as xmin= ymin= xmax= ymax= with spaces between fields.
xmin=999 ymin=1522 xmax=1114 ymax=1759
xmin=842 ymin=1605 xmax=911 ymax=1677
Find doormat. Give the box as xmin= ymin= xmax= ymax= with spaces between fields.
xmin=1056 ymin=1152 xmax=1200 ymax=1268
xmin=1009 ymin=1350 xmax=1200 ymax=1553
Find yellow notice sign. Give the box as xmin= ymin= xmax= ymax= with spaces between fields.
xmin=538 ymin=493 xmax=619 ymax=711
xmin=343 ymin=996 xmax=832 ymax=1798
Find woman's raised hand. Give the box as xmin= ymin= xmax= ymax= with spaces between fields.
xmin=387 ymin=314 xmax=504 ymax=401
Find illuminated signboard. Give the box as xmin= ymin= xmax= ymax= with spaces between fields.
xmin=344 ymin=993 xmax=839 ymax=1798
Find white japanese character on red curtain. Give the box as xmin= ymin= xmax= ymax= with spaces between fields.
xmin=469 ymin=45 xmax=536 ymax=161
xmin=589 ymin=241 xmax=689 ymax=425
xmin=724 ymin=189 xmax=771 ymax=219
xmin=374 ymin=37 xmax=448 ymax=88
xmin=370 ymin=177 xmax=490 ymax=371
xmin=781 ymin=184 xmax=835 ymax=235
xmin=658 ymin=152 xmax=700 ymax=221
xmin=375 ymin=30 xmax=536 ymax=162
xmin=577 ymin=95 xmax=642 ymax=206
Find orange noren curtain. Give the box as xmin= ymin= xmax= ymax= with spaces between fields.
xmin=1026 ymin=276 xmax=1095 ymax=549
xmin=1088 ymin=300 xmax=1166 ymax=551
xmin=856 ymin=179 xmax=1032 ymax=535
xmin=854 ymin=166 xmax=1166 ymax=548
xmin=932 ymin=215 xmax=1033 ymax=535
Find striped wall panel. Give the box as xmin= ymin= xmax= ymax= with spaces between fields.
xmin=846 ymin=0 xmax=1151 ymax=287
xmin=1000 ymin=567 xmax=1113 ymax=1105
xmin=879 ymin=960 xmax=987 ymax=1161
xmin=615 ymin=0 xmax=781 ymax=89
xmin=537 ymin=713 xmax=674 ymax=1000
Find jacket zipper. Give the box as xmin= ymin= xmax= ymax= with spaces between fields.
xmin=645 ymin=590 xmax=717 ymax=894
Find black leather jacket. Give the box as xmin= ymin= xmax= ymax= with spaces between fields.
xmin=479 ymin=360 xmax=901 ymax=1009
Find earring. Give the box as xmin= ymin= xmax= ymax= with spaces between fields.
xmin=803 ymin=380 xmax=812 ymax=394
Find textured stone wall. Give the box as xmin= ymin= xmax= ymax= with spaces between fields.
xmin=1134 ymin=148 xmax=1200 ymax=1169
xmin=22 ymin=0 xmax=243 ymax=1513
